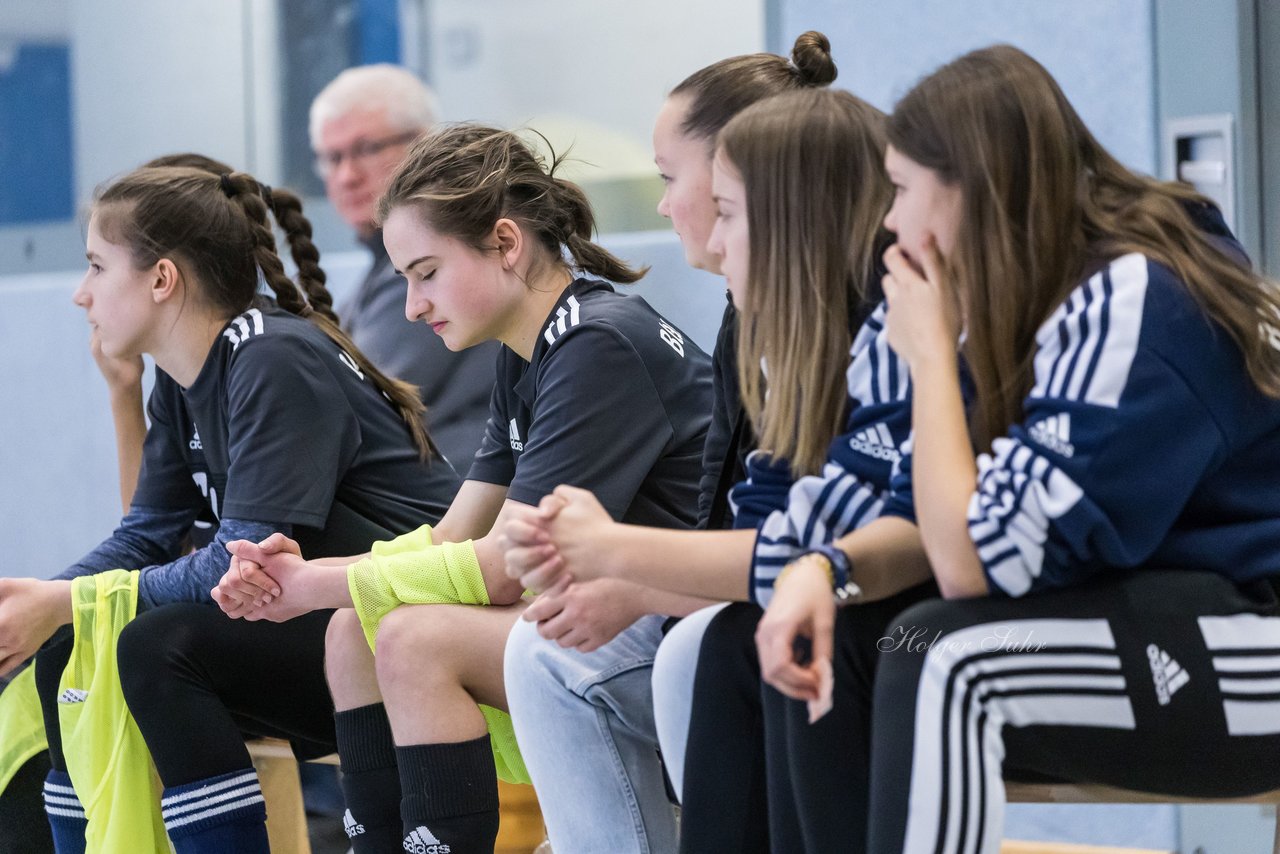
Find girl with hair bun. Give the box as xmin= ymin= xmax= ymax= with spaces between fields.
xmin=501 ymin=32 xmax=926 ymax=853
xmin=0 ymin=164 xmax=461 ymax=853
xmin=215 ymin=123 xmax=714 ymax=853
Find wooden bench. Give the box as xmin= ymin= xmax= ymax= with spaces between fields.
xmin=246 ymin=741 xmax=1278 ymax=854
xmin=1007 ymin=781 xmax=1280 ymax=854
xmin=247 ymin=738 xmax=545 ymax=854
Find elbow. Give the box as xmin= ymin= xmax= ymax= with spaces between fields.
xmin=931 ymin=559 xmax=990 ymax=600
xmin=485 ymin=575 xmax=526 ymax=607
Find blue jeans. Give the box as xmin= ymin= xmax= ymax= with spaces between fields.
xmin=504 ymin=614 xmax=678 ymax=854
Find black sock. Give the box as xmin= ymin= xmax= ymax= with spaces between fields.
xmin=334 ymin=704 xmax=404 ymax=853
xmin=396 ymin=735 xmax=499 ymax=853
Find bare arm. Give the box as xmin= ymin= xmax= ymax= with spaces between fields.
xmin=881 ymin=243 xmax=986 ymax=598
xmin=215 ymin=479 xmax=512 ymax=616
xmin=504 ymin=486 xmax=756 ymax=601
xmin=91 ymin=330 xmax=146 ymax=512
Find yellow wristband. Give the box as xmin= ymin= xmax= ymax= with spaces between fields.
xmin=776 ymin=552 xmax=836 ymax=589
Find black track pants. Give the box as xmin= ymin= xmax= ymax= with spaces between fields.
xmin=867 ymin=570 xmax=1280 ymax=854
xmin=35 ymin=603 xmax=336 ymax=787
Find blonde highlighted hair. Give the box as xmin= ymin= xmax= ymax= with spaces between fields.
xmin=719 ymin=88 xmax=891 ymax=476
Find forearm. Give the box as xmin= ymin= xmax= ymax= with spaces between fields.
xmin=628 ymin=583 xmax=720 ymax=618
xmin=54 ymin=505 xmax=190 ymax=584
xmin=911 ymin=357 xmax=987 ymax=597
xmin=836 ymin=516 xmax=934 ymax=601
xmin=139 ymin=518 xmax=291 ymax=607
xmin=603 ymin=525 xmax=756 ymax=601
xmin=109 ymin=385 xmax=147 ymax=513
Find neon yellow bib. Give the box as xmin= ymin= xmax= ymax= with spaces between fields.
xmin=0 ymin=665 xmax=48 ymax=795
xmin=59 ymin=570 xmax=170 ymax=853
xmin=350 ymin=525 xmax=529 ymax=784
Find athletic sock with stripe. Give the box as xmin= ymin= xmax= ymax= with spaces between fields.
xmin=335 ymin=703 xmax=405 ymax=852
xmin=396 ymin=735 xmax=499 ymax=852
xmin=42 ymin=770 xmax=87 ymax=854
xmin=159 ymin=768 xmax=268 ymax=854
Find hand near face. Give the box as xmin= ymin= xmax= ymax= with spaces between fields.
xmin=882 ymin=240 xmax=961 ymax=370
xmin=90 ymin=327 xmax=145 ymax=393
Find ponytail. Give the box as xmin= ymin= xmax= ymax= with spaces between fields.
xmin=379 ymin=124 xmax=646 ymax=286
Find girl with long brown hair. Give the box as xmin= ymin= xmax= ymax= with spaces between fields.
xmin=214 ymin=123 xmax=714 ymax=853
xmin=760 ymin=44 xmax=1280 ymax=853
xmin=1 ymin=164 xmax=460 ymax=854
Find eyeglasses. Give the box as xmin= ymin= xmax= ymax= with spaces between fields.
xmin=313 ymin=131 xmax=419 ymax=179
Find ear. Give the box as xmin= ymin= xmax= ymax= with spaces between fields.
xmin=492 ymin=218 xmax=524 ymax=272
xmin=151 ymin=258 xmax=181 ymax=304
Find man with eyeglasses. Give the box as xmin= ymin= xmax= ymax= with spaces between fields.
xmin=311 ymin=64 xmax=498 ymax=469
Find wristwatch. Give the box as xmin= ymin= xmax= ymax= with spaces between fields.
xmin=803 ymin=544 xmax=863 ymax=606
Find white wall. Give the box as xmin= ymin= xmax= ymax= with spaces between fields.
xmin=780 ymin=0 xmax=1157 ymax=174
xmin=68 ymin=0 xmax=253 ymax=203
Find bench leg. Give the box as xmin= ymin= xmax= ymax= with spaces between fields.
xmin=1273 ymin=804 xmax=1280 ymax=854
xmin=253 ymin=753 xmax=312 ymax=854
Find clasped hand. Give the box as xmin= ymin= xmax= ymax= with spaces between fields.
xmin=501 ymin=484 xmax=616 ymax=592
xmin=213 ymin=533 xmax=312 ymax=622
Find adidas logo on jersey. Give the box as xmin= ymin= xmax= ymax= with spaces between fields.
xmin=343 ymin=809 xmax=365 ymax=838
xmin=188 ymin=429 xmax=203 ymax=451
xmin=1028 ymin=413 xmax=1074 ymax=458
xmin=658 ymin=317 xmax=685 ymax=357
xmin=509 ymin=419 xmax=524 ymax=452
xmin=1147 ymin=643 xmax=1189 ymax=706
xmin=403 ymin=825 xmax=451 ymax=853
xmin=543 ymin=295 xmax=582 ymax=345
xmin=222 ymin=307 xmax=265 ymax=351
xmin=849 ymin=423 xmax=900 ymax=462
xmin=58 ymin=688 xmax=88 ymax=705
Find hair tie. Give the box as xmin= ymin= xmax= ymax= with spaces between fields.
xmin=299 ymin=304 xmax=314 ymax=318
xmin=219 ymin=173 xmax=236 ymax=198
xmin=258 ymin=183 xmax=273 ymax=204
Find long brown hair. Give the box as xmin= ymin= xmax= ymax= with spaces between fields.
xmin=720 ymin=89 xmax=891 ymax=476
xmin=378 ymin=124 xmax=645 ymax=285
xmin=93 ymin=166 xmax=434 ymax=458
xmin=887 ymin=44 xmax=1280 ymax=449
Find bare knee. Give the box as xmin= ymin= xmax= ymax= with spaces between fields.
xmin=325 ymin=608 xmax=379 ymax=709
xmin=374 ymin=605 xmax=458 ymax=689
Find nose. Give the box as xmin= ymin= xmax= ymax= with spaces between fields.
xmin=705 ymin=221 xmax=723 ymax=258
xmin=404 ymin=282 xmax=432 ymax=323
xmin=72 ymin=277 xmax=90 ymax=308
xmin=656 ymin=188 xmax=670 ymax=219
xmin=883 ymin=200 xmax=899 ymax=234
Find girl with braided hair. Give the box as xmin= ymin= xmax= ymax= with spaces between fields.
xmin=213 ymin=123 xmax=714 ymax=853
xmin=0 ymin=164 xmax=460 ymax=853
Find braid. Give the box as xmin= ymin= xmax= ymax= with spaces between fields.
xmin=267 ymin=187 xmax=340 ymax=325
xmin=223 ymin=172 xmax=437 ymax=460
xmin=222 ymin=172 xmax=311 ymax=316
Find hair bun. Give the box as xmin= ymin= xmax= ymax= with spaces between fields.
xmin=791 ymin=31 xmax=837 ymax=86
